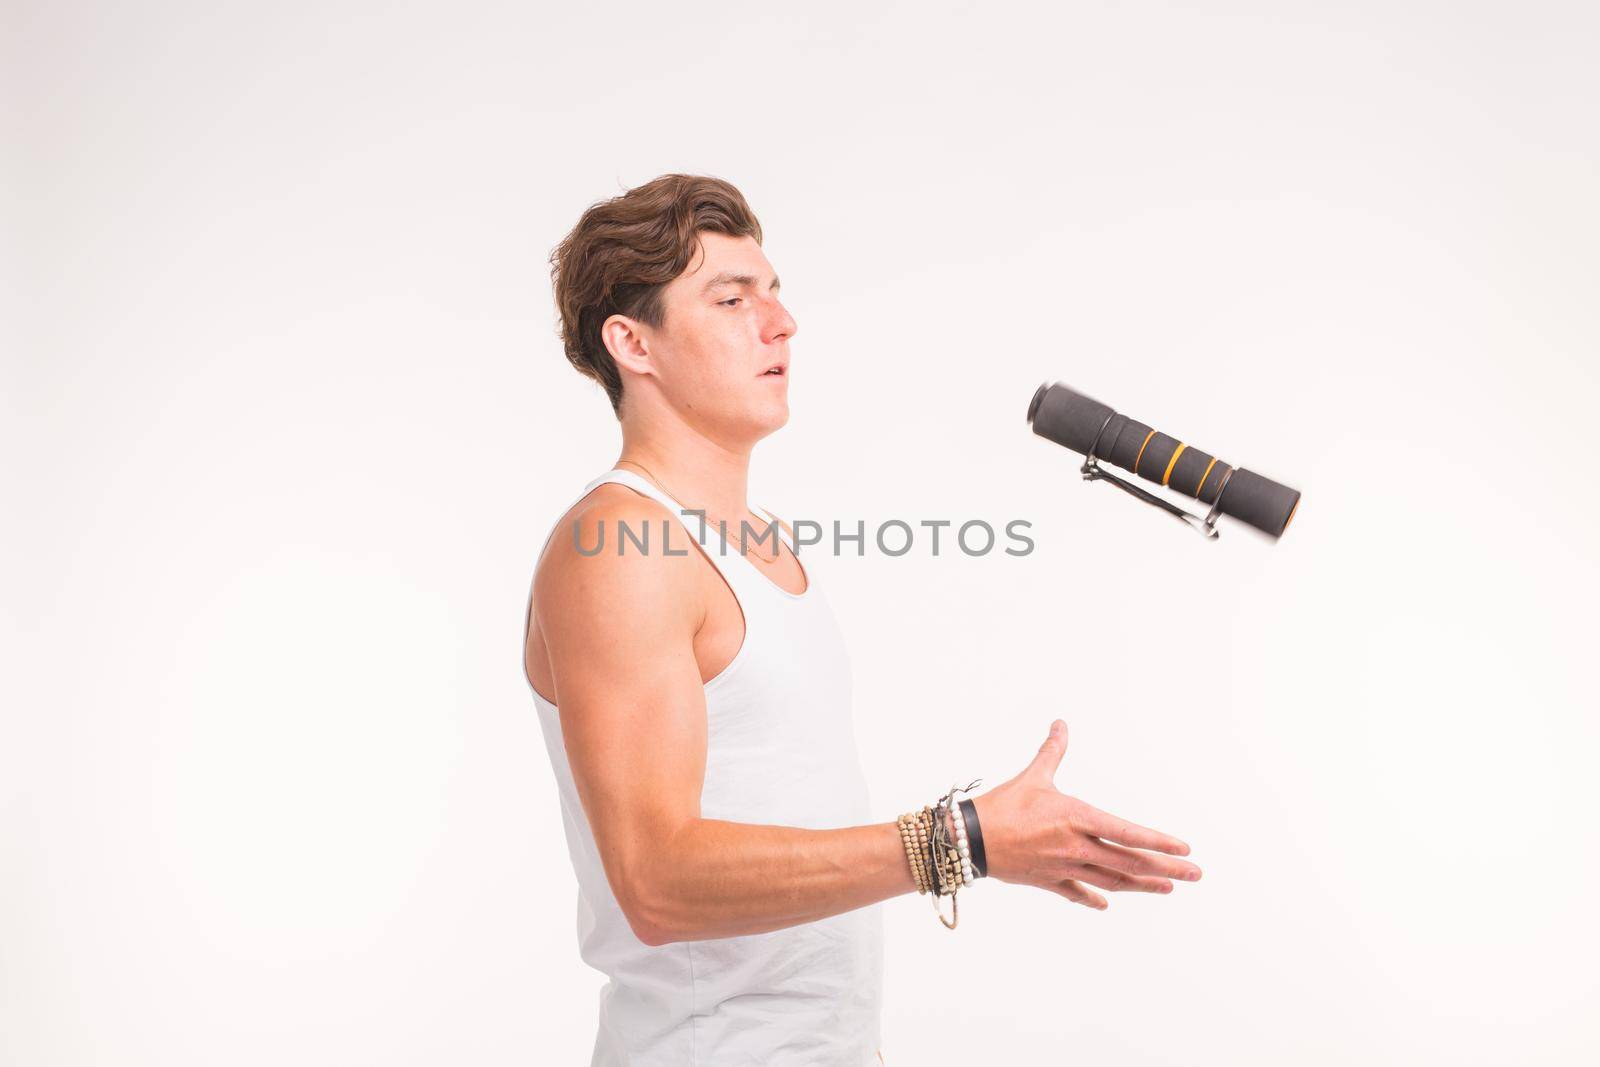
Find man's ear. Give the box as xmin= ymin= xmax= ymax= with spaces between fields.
xmin=601 ymin=314 xmax=653 ymax=378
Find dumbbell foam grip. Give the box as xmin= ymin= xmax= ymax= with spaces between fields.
xmin=1027 ymin=382 xmax=1301 ymax=537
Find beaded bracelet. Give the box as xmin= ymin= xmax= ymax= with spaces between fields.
xmin=917 ymin=808 xmax=935 ymax=896
xmin=897 ymin=812 xmax=928 ymax=894
xmin=897 ymin=779 xmax=983 ymax=930
xmin=939 ymin=783 xmax=980 ymax=891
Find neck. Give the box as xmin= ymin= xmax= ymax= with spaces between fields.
xmin=615 ymin=424 xmax=754 ymax=524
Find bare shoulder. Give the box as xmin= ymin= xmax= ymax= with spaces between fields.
xmin=533 ymin=483 xmax=704 ymax=633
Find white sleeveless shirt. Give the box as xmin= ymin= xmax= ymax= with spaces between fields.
xmin=523 ymin=469 xmax=886 ymax=1066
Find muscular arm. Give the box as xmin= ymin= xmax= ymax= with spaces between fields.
xmin=535 ymin=494 xmax=929 ymax=947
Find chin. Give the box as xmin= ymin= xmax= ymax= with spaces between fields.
xmin=742 ymin=401 xmax=790 ymax=441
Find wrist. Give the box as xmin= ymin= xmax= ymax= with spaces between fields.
xmin=896 ymin=779 xmax=984 ymax=930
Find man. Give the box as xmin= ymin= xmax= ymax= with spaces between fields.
xmin=522 ymin=174 xmax=1202 ymax=1065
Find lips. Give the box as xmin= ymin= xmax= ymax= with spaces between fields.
xmin=760 ymin=361 xmax=788 ymax=377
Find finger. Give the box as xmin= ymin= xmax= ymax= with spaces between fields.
xmin=1026 ymin=720 xmax=1069 ymax=784
xmin=1075 ymin=804 xmax=1191 ymax=856
xmin=1050 ymin=878 xmax=1107 ymax=910
xmin=1080 ymin=835 xmax=1202 ymax=882
xmin=1071 ymin=864 xmax=1173 ymax=895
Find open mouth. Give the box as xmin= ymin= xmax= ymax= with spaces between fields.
xmin=761 ymin=365 xmax=786 ymax=377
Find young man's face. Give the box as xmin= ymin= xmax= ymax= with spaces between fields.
xmin=642 ymin=231 xmax=798 ymax=443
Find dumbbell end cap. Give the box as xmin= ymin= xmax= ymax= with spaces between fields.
xmin=1027 ymin=382 xmax=1049 ymax=424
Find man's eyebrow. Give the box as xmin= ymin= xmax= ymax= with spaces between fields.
xmin=699 ymin=271 xmax=781 ymax=295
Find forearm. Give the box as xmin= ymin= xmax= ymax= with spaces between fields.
xmin=637 ymin=811 xmax=961 ymax=944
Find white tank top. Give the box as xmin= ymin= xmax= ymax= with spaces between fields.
xmin=523 ymin=468 xmax=886 ymax=1066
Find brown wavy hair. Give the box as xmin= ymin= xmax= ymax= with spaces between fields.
xmin=549 ymin=174 xmax=765 ymax=417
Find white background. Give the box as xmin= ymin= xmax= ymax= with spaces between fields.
xmin=5 ymin=2 xmax=1598 ymax=1063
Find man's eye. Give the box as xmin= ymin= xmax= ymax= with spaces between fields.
xmin=719 ymin=297 xmax=741 ymax=307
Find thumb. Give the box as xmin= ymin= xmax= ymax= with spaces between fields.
xmin=1026 ymin=719 xmax=1069 ymax=783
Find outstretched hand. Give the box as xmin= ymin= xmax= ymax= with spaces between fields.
xmin=969 ymin=720 xmax=1202 ymax=910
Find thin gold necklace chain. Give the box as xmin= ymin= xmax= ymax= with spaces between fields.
xmin=615 ymin=459 xmax=775 ymax=561
xmin=615 ymin=459 xmax=677 ymax=506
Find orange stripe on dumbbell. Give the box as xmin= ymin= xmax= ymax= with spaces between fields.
xmin=1133 ymin=430 xmax=1157 ymax=477
xmin=1161 ymin=443 xmax=1187 ymax=487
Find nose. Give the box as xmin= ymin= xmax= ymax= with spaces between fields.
xmin=763 ymin=296 xmax=798 ymax=344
